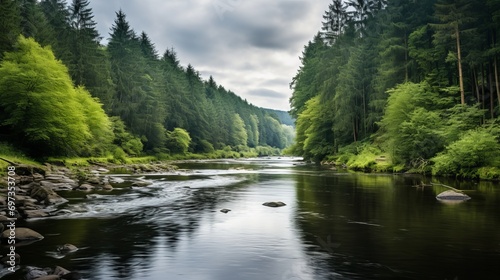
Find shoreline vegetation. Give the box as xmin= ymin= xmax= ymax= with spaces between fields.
xmin=286 ymin=1 xmax=500 ymax=180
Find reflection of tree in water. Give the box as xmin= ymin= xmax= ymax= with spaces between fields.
xmin=72 ymin=172 xmax=261 ymax=279
xmin=292 ymin=172 xmax=500 ymax=279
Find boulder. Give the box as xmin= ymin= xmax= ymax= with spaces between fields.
xmin=262 ymin=201 xmax=287 ymax=207
xmin=436 ymin=190 xmax=471 ymax=201
xmin=220 ymin=209 xmax=231 ymax=213
xmin=30 ymin=186 xmax=68 ymax=205
xmin=1 ymin=227 xmax=44 ymax=241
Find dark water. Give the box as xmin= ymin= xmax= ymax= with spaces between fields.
xmin=3 ymin=158 xmax=500 ymax=279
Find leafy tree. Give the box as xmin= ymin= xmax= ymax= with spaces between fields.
xmin=230 ymin=113 xmax=248 ymax=147
xmin=165 ymin=128 xmax=191 ymax=154
xmin=0 ymin=36 xmax=91 ymax=156
xmin=74 ymin=86 xmax=113 ymax=155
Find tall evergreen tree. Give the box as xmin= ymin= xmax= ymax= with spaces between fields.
xmin=0 ymin=0 xmax=21 ymax=59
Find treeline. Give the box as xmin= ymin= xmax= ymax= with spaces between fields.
xmin=289 ymin=0 xmax=500 ymax=178
xmin=0 ymin=0 xmax=293 ymax=159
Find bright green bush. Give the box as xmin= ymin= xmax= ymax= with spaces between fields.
xmin=432 ymin=129 xmax=500 ymax=177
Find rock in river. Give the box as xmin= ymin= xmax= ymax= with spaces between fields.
xmin=220 ymin=209 xmax=231 ymax=213
xmin=436 ymin=190 xmax=471 ymax=202
xmin=1 ymin=227 xmax=44 ymax=241
xmin=262 ymin=201 xmax=286 ymax=207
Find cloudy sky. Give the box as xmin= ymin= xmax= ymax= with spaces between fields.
xmin=88 ymin=0 xmax=331 ymax=111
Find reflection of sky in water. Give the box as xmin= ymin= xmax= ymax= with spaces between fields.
xmin=83 ymin=176 xmax=317 ymax=280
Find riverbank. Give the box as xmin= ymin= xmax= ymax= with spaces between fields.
xmin=318 ymin=143 xmax=500 ymax=181
xmin=0 ymin=157 xmax=184 ymax=279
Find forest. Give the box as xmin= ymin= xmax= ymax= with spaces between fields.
xmin=288 ymin=0 xmax=500 ymax=179
xmin=0 ymin=0 xmax=295 ymax=162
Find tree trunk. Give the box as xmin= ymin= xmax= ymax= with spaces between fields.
xmin=490 ymin=62 xmax=494 ymax=119
xmin=481 ymin=64 xmax=486 ymax=111
xmin=455 ymin=24 xmax=465 ymax=105
xmin=494 ymin=56 xmax=500 ymax=107
xmin=473 ymin=67 xmax=480 ymax=103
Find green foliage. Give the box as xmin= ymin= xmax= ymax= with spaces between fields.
xmin=0 ymin=36 xmax=91 ymax=156
xmin=380 ymin=82 xmax=446 ymax=164
xmin=75 ymin=86 xmax=113 ymax=155
xmin=197 ymin=139 xmax=215 ymax=153
xmin=110 ymin=116 xmax=143 ymax=156
xmin=230 ymin=113 xmax=248 ymax=146
xmin=112 ymin=147 xmax=127 ymax=164
xmin=432 ymin=129 xmax=500 ymax=177
xmin=165 ymin=128 xmax=191 ymax=154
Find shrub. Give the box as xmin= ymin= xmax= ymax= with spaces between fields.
xmin=432 ymin=129 xmax=500 ymax=177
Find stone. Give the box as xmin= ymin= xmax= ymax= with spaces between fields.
xmin=96 ymin=168 xmax=110 ymax=173
xmin=24 ymin=209 xmax=49 ymax=218
xmin=57 ymin=244 xmax=78 ymax=253
xmin=1 ymin=227 xmax=44 ymax=241
xmin=25 ymin=266 xmax=49 ymax=280
xmin=220 ymin=209 xmax=231 ymax=213
xmin=50 ymin=209 xmax=73 ymax=216
xmin=436 ymin=190 xmax=471 ymax=202
xmin=77 ymin=184 xmax=95 ymax=191
xmin=262 ymin=201 xmax=287 ymax=207
xmin=33 ymin=173 xmax=45 ymax=181
xmin=30 ymin=185 xmax=68 ymax=205
xmin=53 ymin=266 xmax=71 ymax=276
xmin=131 ymin=180 xmax=153 ymax=187
xmin=103 ymin=184 xmax=113 ymax=190
xmin=109 ymin=177 xmax=125 ymax=184
xmin=19 ymin=181 xmax=40 ymax=190
xmin=14 ymin=164 xmax=46 ymax=176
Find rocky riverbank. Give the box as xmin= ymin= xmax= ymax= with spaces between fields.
xmin=0 ymin=161 xmax=178 ymax=279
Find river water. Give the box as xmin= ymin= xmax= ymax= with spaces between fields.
xmin=5 ymin=157 xmax=500 ymax=279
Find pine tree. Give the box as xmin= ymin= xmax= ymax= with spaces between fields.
xmin=432 ymin=0 xmax=477 ymax=105
xmin=0 ymin=0 xmax=21 ymax=59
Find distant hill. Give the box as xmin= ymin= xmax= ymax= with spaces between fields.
xmin=263 ymin=108 xmax=295 ymax=127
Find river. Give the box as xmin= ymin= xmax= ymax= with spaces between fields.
xmin=5 ymin=157 xmax=500 ymax=279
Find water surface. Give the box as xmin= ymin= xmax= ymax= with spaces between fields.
xmin=5 ymin=158 xmax=500 ymax=279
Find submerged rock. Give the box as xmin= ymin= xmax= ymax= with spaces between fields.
xmin=262 ymin=201 xmax=286 ymax=207
xmin=220 ymin=209 xmax=231 ymax=213
xmin=57 ymin=244 xmax=78 ymax=254
xmin=436 ymin=190 xmax=471 ymax=202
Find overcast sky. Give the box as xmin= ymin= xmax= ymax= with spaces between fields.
xmin=88 ymin=0 xmax=331 ymax=111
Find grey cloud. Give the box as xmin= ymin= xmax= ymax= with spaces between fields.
xmin=89 ymin=0 xmax=332 ymax=110
xmin=248 ymin=89 xmax=288 ymax=99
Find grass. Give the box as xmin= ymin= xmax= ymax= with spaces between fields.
xmin=0 ymin=142 xmax=43 ymax=175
